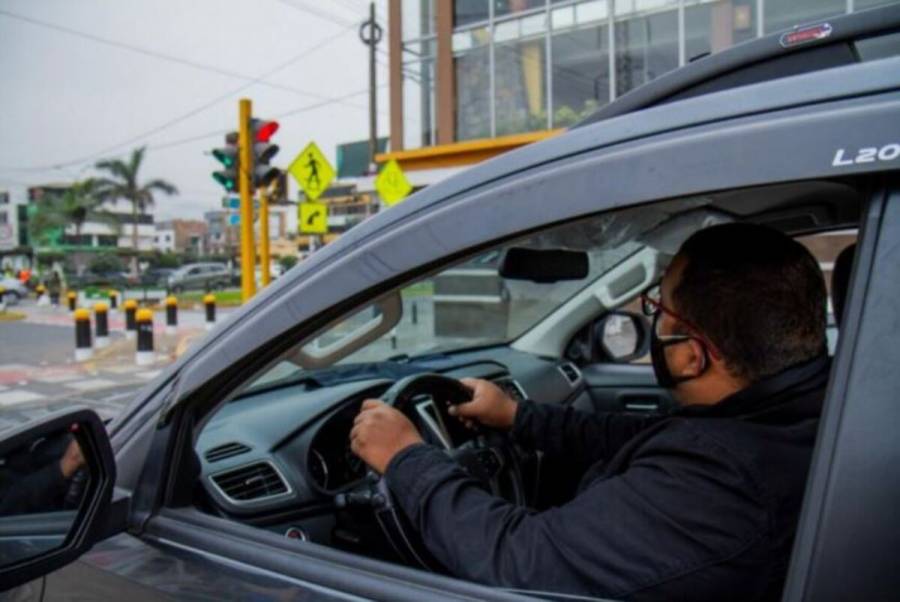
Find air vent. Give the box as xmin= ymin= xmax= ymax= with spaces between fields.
xmin=210 ymin=462 xmax=290 ymax=503
xmin=204 ymin=442 xmax=251 ymax=463
xmin=558 ymin=362 xmax=582 ymax=386
xmin=496 ymin=378 xmax=528 ymax=403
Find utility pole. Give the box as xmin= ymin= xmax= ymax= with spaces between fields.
xmin=360 ymin=2 xmax=383 ymax=171
xmin=259 ymin=185 xmax=270 ymax=287
xmin=238 ymin=98 xmax=256 ymax=302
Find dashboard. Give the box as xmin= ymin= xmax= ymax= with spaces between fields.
xmin=194 ymin=347 xmax=588 ymax=542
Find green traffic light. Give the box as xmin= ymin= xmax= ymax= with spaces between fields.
xmin=212 ymin=172 xmax=237 ymax=192
xmin=212 ymin=148 xmax=236 ymax=168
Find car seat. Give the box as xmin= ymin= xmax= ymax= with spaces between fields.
xmin=832 ymin=244 xmax=856 ymax=329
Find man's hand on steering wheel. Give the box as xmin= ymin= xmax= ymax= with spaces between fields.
xmin=449 ymin=378 xmax=519 ymax=431
xmin=351 ymin=400 xmax=423 ymax=473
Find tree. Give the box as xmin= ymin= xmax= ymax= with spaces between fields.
xmin=278 ymin=255 xmax=298 ymax=272
xmin=88 ymin=252 xmax=125 ymax=275
xmin=28 ymin=179 xmax=118 ymax=248
xmin=94 ymin=147 xmax=177 ymax=276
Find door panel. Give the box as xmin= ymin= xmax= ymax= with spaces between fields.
xmin=579 ymin=364 xmax=674 ymax=415
xmin=43 ymin=532 xmax=352 ymax=601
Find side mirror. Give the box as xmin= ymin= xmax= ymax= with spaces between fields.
xmin=595 ymin=311 xmax=650 ymax=363
xmin=0 ymin=408 xmax=116 ymax=590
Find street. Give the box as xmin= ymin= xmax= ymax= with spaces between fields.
xmin=0 ymin=298 xmax=229 ymax=413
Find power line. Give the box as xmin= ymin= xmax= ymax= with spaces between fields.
xmin=0 ymin=8 xmax=360 ymax=107
xmin=0 ymin=23 xmax=359 ymax=172
xmin=0 ymin=85 xmax=387 ymax=179
xmin=276 ymin=0 xmax=356 ymax=27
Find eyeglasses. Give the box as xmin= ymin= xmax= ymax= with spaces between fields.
xmin=640 ymin=284 xmax=722 ymax=360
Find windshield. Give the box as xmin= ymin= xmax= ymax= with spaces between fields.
xmin=245 ymin=203 xmax=687 ymax=394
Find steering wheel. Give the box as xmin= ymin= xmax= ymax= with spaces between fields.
xmin=352 ymin=373 xmax=527 ymax=572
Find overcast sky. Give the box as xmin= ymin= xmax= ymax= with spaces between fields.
xmin=0 ymin=0 xmax=389 ymax=219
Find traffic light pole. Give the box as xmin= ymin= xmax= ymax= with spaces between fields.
xmin=238 ymin=98 xmax=256 ymax=302
xmin=259 ymin=186 xmax=271 ymax=287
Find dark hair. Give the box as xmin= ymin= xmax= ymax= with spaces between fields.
xmin=673 ymin=223 xmax=826 ymax=383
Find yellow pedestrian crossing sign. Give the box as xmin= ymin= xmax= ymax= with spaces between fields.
xmin=299 ymin=201 xmax=328 ymax=234
xmin=375 ymin=159 xmax=412 ymax=206
xmin=289 ymin=142 xmax=334 ymax=201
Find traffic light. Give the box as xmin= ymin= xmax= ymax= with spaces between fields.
xmin=251 ymin=118 xmax=280 ymax=188
xmin=211 ymin=132 xmax=239 ymax=192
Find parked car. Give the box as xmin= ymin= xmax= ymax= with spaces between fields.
xmin=166 ymin=262 xmax=231 ymax=292
xmin=2 ymin=7 xmax=899 ymax=600
xmin=0 ymin=277 xmax=27 ymax=305
xmin=139 ymin=267 xmax=175 ymax=289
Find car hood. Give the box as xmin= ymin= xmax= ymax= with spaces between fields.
xmin=0 ymin=384 xmax=141 ymax=434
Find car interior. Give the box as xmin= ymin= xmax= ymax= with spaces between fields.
xmin=184 ymin=176 xmax=864 ymax=579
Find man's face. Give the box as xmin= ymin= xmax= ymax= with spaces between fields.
xmin=658 ymin=255 xmax=686 ymax=338
xmin=657 ymin=255 xmax=705 ymax=403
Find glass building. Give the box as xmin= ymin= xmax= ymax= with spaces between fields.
xmin=386 ymin=0 xmax=897 ymax=175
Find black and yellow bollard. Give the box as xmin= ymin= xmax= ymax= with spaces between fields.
xmin=204 ymin=293 xmax=216 ymax=331
xmin=0 ymin=286 xmax=6 ymax=312
xmin=94 ymin=302 xmax=110 ymax=348
xmin=124 ymin=299 xmax=138 ymax=340
xmin=35 ymin=283 xmax=48 ymax=306
xmin=135 ymin=308 xmax=154 ymax=366
xmin=165 ymin=296 xmax=178 ymax=335
xmin=108 ymin=289 xmax=119 ymax=311
xmin=74 ymin=308 xmax=93 ymax=361
xmin=67 ymin=290 xmax=77 ymax=312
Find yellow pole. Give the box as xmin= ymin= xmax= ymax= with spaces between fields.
xmin=238 ymin=98 xmax=256 ymax=302
xmin=259 ymin=186 xmax=271 ymax=287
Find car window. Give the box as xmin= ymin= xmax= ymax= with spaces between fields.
xmin=608 ymin=227 xmax=859 ymax=366
xmin=243 ymin=201 xmax=702 ymax=392
xmin=796 ymin=228 xmax=858 ymax=355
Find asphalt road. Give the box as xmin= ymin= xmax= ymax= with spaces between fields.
xmin=0 ymin=321 xmax=85 ymax=365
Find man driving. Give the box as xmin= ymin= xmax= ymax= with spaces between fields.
xmin=351 ymin=223 xmax=830 ymax=601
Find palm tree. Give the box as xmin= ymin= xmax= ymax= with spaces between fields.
xmin=28 ymin=179 xmax=118 ymax=248
xmin=94 ymin=147 xmax=177 ymax=276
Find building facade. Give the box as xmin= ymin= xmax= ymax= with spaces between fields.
xmin=204 ymin=210 xmax=239 ymax=257
xmin=0 ymin=191 xmax=15 ymax=253
xmin=385 ymin=0 xmax=896 ymax=176
xmin=154 ymin=219 xmax=207 ymax=255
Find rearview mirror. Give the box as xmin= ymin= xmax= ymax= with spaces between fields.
xmin=0 ymin=408 xmax=116 ymax=590
xmin=499 ymin=248 xmax=589 ymax=283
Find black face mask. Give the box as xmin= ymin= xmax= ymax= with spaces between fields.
xmin=649 ymin=312 xmax=709 ymax=389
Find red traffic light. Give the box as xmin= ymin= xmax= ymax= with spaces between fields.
xmin=254 ymin=120 xmax=279 ymax=143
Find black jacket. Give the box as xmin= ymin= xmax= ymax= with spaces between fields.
xmin=385 ymin=357 xmax=830 ymax=601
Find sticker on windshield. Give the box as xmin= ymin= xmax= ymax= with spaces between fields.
xmin=832 ymin=143 xmax=900 ymax=167
xmin=780 ymin=23 xmax=833 ymax=48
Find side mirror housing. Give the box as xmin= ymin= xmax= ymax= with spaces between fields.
xmin=595 ymin=310 xmax=651 ymax=363
xmin=0 ymin=408 xmax=116 ymax=590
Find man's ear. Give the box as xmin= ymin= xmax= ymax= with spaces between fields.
xmin=675 ymin=338 xmax=707 ymax=379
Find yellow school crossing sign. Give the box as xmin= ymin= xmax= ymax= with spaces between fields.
xmin=375 ymin=159 xmax=412 ymax=206
xmin=299 ymin=202 xmax=328 ymax=234
xmin=289 ymin=142 xmax=334 ymax=201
